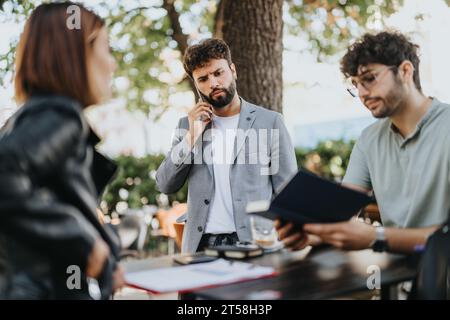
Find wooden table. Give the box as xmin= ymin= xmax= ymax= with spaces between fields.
xmin=122 ymin=245 xmax=419 ymax=300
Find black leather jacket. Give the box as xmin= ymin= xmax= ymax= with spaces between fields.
xmin=0 ymin=94 xmax=120 ymax=299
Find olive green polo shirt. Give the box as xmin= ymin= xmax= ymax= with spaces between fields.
xmin=343 ymin=98 xmax=450 ymax=228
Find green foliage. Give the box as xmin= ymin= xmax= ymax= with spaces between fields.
xmin=107 ymin=2 xmax=183 ymax=114
xmin=296 ymin=138 xmax=355 ymax=181
xmin=104 ymin=0 xmax=217 ymax=115
xmin=285 ymin=0 xmax=403 ymax=60
xmin=0 ymin=0 xmax=35 ymax=15
xmin=102 ymin=154 xmax=188 ymax=213
xmin=102 ymin=139 xmax=355 ymax=213
xmin=0 ymin=0 xmax=37 ymax=86
xmin=0 ymin=0 xmax=407 ymax=112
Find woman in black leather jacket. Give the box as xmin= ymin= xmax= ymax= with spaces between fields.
xmin=0 ymin=2 xmax=123 ymax=299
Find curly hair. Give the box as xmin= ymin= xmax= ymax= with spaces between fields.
xmin=340 ymin=31 xmax=422 ymax=91
xmin=183 ymin=38 xmax=232 ymax=77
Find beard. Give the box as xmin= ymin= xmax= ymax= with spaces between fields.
xmin=365 ymin=81 xmax=405 ymax=119
xmin=200 ymin=80 xmax=237 ymax=109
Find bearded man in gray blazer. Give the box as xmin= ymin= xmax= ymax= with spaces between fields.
xmin=156 ymin=39 xmax=297 ymax=253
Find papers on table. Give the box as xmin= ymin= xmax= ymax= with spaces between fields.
xmin=125 ymin=258 xmax=276 ymax=293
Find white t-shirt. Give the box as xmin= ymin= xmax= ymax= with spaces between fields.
xmin=204 ymin=113 xmax=240 ymax=234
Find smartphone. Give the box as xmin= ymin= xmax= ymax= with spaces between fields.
xmin=196 ymin=87 xmax=211 ymax=122
xmin=190 ymin=75 xmax=212 ymax=121
xmin=173 ymin=254 xmax=217 ymax=265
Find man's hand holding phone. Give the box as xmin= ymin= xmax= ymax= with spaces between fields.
xmin=186 ymin=100 xmax=213 ymax=148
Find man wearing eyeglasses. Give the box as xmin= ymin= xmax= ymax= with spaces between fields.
xmin=277 ymin=31 xmax=449 ymax=253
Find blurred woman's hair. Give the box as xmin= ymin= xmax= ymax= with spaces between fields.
xmin=14 ymin=2 xmax=105 ymax=108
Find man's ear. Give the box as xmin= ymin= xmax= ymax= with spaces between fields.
xmin=399 ymin=60 xmax=414 ymax=84
xmin=230 ymin=63 xmax=237 ymax=80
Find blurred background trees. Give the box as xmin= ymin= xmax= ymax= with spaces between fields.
xmin=0 ymin=0 xmax=403 ymax=113
xmin=3 ymin=0 xmax=449 ymax=216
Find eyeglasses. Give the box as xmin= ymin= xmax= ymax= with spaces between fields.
xmin=346 ymin=65 xmax=397 ymax=98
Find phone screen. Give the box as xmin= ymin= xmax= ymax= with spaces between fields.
xmin=190 ymin=75 xmax=213 ymax=121
xmin=195 ymin=86 xmax=204 ymax=103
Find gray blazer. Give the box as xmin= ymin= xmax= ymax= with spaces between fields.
xmin=156 ymin=98 xmax=297 ymax=253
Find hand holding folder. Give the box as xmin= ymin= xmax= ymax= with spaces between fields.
xmin=246 ymin=169 xmax=373 ymax=226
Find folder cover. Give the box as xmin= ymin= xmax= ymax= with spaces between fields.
xmin=246 ymin=169 xmax=373 ymax=225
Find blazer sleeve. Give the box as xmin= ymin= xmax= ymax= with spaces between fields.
xmin=269 ymin=113 xmax=298 ymax=194
xmin=155 ymin=118 xmax=195 ymax=194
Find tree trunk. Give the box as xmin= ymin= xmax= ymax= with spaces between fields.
xmin=219 ymin=0 xmax=284 ymax=113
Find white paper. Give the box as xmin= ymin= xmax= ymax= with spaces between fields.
xmin=125 ymin=258 xmax=275 ymax=293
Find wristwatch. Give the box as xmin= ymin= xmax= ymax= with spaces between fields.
xmin=371 ymin=226 xmax=389 ymax=252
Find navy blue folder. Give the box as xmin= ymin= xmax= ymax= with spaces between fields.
xmin=246 ymin=169 xmax=374 ymax=225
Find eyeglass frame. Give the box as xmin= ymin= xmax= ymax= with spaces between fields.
xmin=346 ymin=65 xmax=398 ymax=98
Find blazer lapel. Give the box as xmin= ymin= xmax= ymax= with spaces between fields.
xmin=232 ymin=99 xmax=256 ymax=163
xmin=202 ymin=121 xmax=214 ymax=177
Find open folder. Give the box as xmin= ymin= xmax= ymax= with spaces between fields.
xmin=125 ymin=259 xmax=276 ymax=294
xmin=246 ymin=169 xmax=373 ymax=225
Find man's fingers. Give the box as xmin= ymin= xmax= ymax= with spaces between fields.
xmin=190 ymin=105 xmax=212 ymax=120
xmin=329 ymin=232 xmax=346 ymax=242
xmin=303 ymin=223 xmax=341 ymax=236
xmin=192 ymin=111 xmax=212 ymax=123
xmin=195 ymin=102 xmax=213 ymax=110
xmin=282 ymin=232 xmax=303 ymax=248
xmin=307 ymin=234 xmax=323 ymax=246
xmin=274 ymin=219 xmax=282 ymax=229
xmin=193 ymin=108 xmax=212 ymax=118
xmin=196 ymin=105 xmax=212 ymax=113
xmin=277 ymin=222 xmax=294 ymax=240
xmin=274 ymin=219 xmax=288 ymax=230
xmin=198 ymin=111 xmax=211 ymax=120
xmin=303 ymin=223 xmax=324 ymax=235
xmin=292 ymin=234 xmax=309 ymax=250
xmin=327 ymin=240 xmax=344 ymax=249
xmin=313 ymin=230 xmax=346 ymax=249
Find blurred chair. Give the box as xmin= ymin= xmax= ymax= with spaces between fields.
xmin=155 ymin=203 xmax=187 ymax=254
xmin=115 ymin=209 xmax=153 ymax=259
xmin=174 ymin=213 xmax=187 ymax=251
